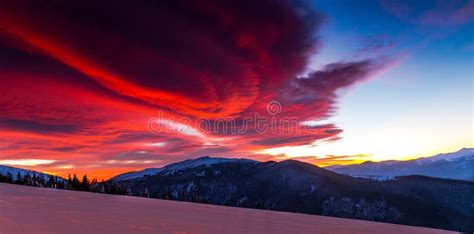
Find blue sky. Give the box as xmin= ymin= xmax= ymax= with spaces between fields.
xmin=285 ymin=0 xmax=474 ymax=160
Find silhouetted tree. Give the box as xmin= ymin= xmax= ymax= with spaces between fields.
xmin=16 ymin=173 xmax=24 ymax=185
xmin=72 ymin=174 xmax=80 ymax=190
xmin=81 ymin=175 xmax=89 ymax=191
xmin=67 ymin=173 xmax=72 ymax=189
xmin=6 ymin=172 xmax=13 ymax=183
xmin=144 ymin=187 xmax=150 ymax=198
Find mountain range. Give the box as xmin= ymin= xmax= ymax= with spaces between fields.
xmin=112 ymin=155 xmax=474 ymax=232
xmin=326 ymin=148 xmax=473 ymax=181
xmin=1 ymin=149 xmax=473 ymax=231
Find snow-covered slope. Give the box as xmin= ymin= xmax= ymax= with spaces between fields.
xmin=111 ymin=168 xmax=164 ymax=181
xmin=0 ymin=165 xmax=54 ymax=181
xmin=0 ymin=183 xmax=453 ymax=233
xmin=326 ymin=148 xmax=474 ymax=181
xmin=112 ymin=156 xmax=257 ymax=181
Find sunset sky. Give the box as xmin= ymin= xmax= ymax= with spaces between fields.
xmin=0 ymin=0 xmax=473 ymax=179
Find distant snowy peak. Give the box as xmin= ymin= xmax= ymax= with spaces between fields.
xmin=328 ymin=148 xmax=473 ymax=170
xmin=112 ymin=156 xmax=258 ymax=181
xmin=326 ymin=148 xmax=474 ymax=181
xmin=326 ymin=160 xmax=399 ymax=171
xmin=418 ymin=148 xmax=474 ymax=162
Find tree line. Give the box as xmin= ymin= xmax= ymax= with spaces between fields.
xmin=0 ymin=172 xmax=127 ymax=195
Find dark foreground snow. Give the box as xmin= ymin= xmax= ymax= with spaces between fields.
xmin=0 ymin=183 xmax=452 ymax=233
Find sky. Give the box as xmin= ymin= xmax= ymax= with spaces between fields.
xmin=0 ymin=0 xmax=472 ymax=179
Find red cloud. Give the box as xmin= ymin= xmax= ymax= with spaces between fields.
xmin=0 ymin=1 xmax=392 ymax=179
xmin=0 ymin=0 xmax=320 ymax=118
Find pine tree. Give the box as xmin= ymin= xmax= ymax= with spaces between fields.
xmin=25 ymin=173 xmax=32 ymax=185
xmin=6 ymin=172 xmax=13 ymax=183
xmin=16 ymin=172 xmax=24 ymax=185
xmin=126 ymin=187 xmax=132 ymax=196
xmin=66 ymin=174 xmax=72 ymax=189
xmin=144 ymin=187 xmax=150 ymax=198
xmin=32 ymin=174 xmax=37 ymax=185
xmin=72 ymin=174 xmax=80 ymax=190
xmin=48 ymin=175 xmax=55 ymax=188
xmin=100 ymin=184 xmax=105 ymax=193
xmin=81 ymin=175 xmax=89 ymax=191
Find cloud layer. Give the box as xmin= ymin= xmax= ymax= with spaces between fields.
xmin=0 ymin=0 xmax=389 ymax=179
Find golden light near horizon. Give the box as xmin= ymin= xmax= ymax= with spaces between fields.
xmin=260 ymin=129 xmax=473 ymax=163
xmin=0 ymin=159 xmax=56 ymax=167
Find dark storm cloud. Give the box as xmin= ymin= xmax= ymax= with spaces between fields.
xmin=291 ymin=60 xmax=375 ymax=104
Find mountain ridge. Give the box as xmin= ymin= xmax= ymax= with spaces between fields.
xmin=115 ymin=156 xmax=474 ymax=232
xmin=0 ymin=165 xmax=61 ymax=182
xmin=111 ymin=148 xmax=473 ymax=182
xmin=325 ymin=148 xmax=473 ymax=181
xmin=112 ymin=156 xmax=258 ymax=181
